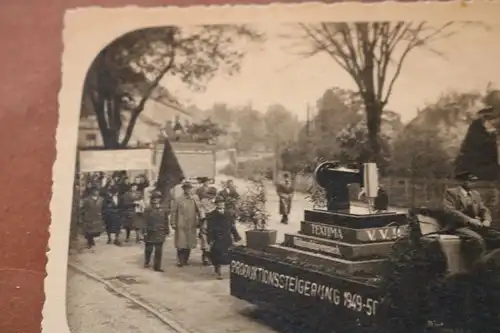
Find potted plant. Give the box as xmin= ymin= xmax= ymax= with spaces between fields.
xmin=306 ymin=181 xmax=327 ymax=209
xmin=237 ymin=178 xmax=276 ymax=250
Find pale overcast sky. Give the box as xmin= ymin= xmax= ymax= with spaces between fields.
xmin=162 ymin=22 xmax=500 ymax=123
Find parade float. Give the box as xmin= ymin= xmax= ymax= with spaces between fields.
xmin=229 ymin=161 xmax=500 ymax=333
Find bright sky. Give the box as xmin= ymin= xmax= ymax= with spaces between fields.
xmin=162 ymin=22 xmax=500 ymax=123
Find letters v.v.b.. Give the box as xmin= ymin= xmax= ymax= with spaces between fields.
xmin=365 ymin=226 xmax=404 ymax=241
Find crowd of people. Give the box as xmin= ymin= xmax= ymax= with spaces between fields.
xmin=77 ymin=171 xmax=245 ymax=279
xmin=78 ymin=172 xmax=151 ymax=246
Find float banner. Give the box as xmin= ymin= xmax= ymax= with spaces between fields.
xmin=304 ymin=209 xmax=407 ymax=229
xmin=300 ymin=221 xmax=408 ymax=244
xmin=229 ymin=250 xmax=382 ymax=330
xmin=284 ymin=233 xmax=394 ymax=260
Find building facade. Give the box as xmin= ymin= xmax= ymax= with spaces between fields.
xmin=78 ymin=86 xmax=193 ymax=148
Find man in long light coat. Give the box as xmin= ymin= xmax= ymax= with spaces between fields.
xmin=171 ymin=182 xmax=204 ymax=266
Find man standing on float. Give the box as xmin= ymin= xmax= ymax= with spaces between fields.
xmin=455 ymin=90 xmax=500 ymax=181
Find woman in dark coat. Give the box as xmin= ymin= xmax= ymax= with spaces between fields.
xmin=102 ymin=186 xmax=123 ymax=246
xmin=206 ymin=197 xmax=234 ymax=279
xmin=80 ymin=187 xmax=105 ymax=249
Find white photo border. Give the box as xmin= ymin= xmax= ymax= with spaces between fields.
xmin=46 ymin=2 xmax=500 ymax=332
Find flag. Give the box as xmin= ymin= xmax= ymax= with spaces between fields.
xmin=156 ymin=138 xmax=185 ymax=198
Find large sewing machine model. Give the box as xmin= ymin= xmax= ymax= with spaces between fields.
xmin=229 ymin=161 xmax=500 ymax=333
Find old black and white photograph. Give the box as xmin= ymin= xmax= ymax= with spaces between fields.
xmin=49 ymin=4 xmax=500 ymax=333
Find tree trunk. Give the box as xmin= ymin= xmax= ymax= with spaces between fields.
xmin=359 ymin=23 xmax=384 ymax=165
xmin=120 ymin=109 xmax=142 ymax=147
xmin=365 ymin=101 xmax=383 ymax=163
xmin=105 ymin=99 xmax=121 ymax=149
xmin=89 ymin=55 xmax=122 ymax=149
xmin=92 ymin=94 xmax=119 ymax=149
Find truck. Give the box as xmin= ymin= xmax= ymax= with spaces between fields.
xmin=229 ymin=161 xmax=500 ymax=333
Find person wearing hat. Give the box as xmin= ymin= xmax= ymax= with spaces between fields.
xmin=171 ymin=177 xmax=187 ymax=201
xmin=443 ymin=171 xmax=498 ymax=264
xmin=127 ymin=183 xmax=146 ymax=243
xmin=217 ymin=179 xmax=242 ymax=242
xmin=143 ymin=190 xmax=170 ymax=272
xmin=134 ymin=174 xmax=150 ymax=194
xmin=121 ymin=183 xmax=141 ymax=243
xmin=80 ymin=186 xmax=105 ymax=249
xmin=276 ymin=172 xmax=295 ymax=224
xmin=206 ymin=196 xmax=235 ymax=279
xmin=170 ymin=181 xmax=204 ymax=266
xmin=217 ymin=179 xmax=240 ymax=219
xmin=198 ymin=186 xmax=218 ymax=265
xmin=195 ymin=177 xmax=211 ymax=199
xmin=455 ymin=90 xmax=500 ymax=181
xmin=102 ymin=185 xmax=123 ymax=246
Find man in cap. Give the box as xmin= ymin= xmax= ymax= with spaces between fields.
xmin=143 ymin=190 xmax=170 ymax=272
xmin=455 ymin=90 xmax=500 ymax=181
xmin=443 ymin=171 xmax=499 ymax=264
xmin=171 ymin=181 xmax=204 ymax=266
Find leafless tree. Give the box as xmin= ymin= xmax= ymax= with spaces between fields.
xmin=290 ymin=21 xmax=475 ymax=162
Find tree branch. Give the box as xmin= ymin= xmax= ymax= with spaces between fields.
xmin=382 ymin=22 xmax=437 ymax=105
xmin=305 ymin=23 xmax=366 ymax=94
xmin=299 ymin=24 xmax=350 ymax=75
xmin=336 ymin=23 xmax=365 ymax=87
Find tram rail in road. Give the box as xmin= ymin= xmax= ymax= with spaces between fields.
xmin=68 ymin=262 xmax=195 ymax=333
